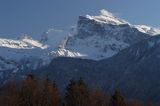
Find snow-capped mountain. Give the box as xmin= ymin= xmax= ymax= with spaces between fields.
xmin=63 ymin=10 xmax=150 ymax=60
xmin=0 ymin=35 xmax=49 ymax=71
xmin=39 ymin=10 xmax=160 ymax=61
xmin=0 ymin=9 xmax=160 ymax=71
xmin=61 ymin=10 xmax=160 ymax=60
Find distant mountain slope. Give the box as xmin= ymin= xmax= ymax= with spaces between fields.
xmin=96 ymin=35 xmax=160 ymax=101
xmin=29 ymin=35 xmax=160 ymax=102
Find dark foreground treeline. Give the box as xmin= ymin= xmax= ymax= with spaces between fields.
xmin=0 ymin=74 xmax=155 ymax=106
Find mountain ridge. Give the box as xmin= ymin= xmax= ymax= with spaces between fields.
xmin=0 ymin=9 xmax=159 ymax=71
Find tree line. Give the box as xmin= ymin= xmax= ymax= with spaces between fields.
xmin=0 ymin=74 xmax=155 ymax=106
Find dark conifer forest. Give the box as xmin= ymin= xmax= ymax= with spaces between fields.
xmin=0 ymin=74 xmax=156 ymax=106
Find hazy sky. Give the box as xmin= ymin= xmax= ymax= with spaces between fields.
xmin=0 ymin=0 xmax=159 ymax=37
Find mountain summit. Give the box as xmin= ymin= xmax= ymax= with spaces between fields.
xmin=86 ymin=9 xmax=160 ymax=35
xmin=86 ymin=9 xmax=129 ymax=25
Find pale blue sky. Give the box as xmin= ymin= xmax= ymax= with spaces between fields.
xmin=0 ymin=0 xmax=159 ymax=37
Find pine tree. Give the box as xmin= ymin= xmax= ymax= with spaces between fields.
xmin=109 ymin=90 xmax=126 ymax=106
xmin=65 ymin=79 xmax=77 ymax=106
xmin=90 ymin=90 xmax=109 ymax=106
xmin=65 ymin=78 xmax=90 ymax=106
xmin=41 ymin=77 xmax=61 ymax=106
xmin=0 ymin=80 xmax=19 ymax=106
xmin=17 ymin=74 xmax=40 ymax=106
